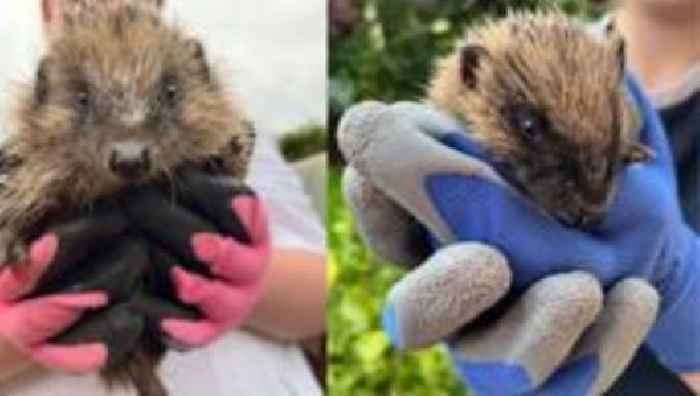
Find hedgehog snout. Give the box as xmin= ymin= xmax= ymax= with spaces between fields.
xmin=108 ymin=141 xmax=152 ymax=180
xmin=557 ymin=210 xmax=604 ymax=230
xmin=554 ymin=200 xmax=608 ymax=230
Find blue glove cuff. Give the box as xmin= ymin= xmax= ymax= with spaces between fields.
xmin=647 ymin=232 xmax=700 ymax=373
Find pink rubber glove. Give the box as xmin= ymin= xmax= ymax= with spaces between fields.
xmin=124 ymin=169 xmax=271 ymax=348
xmin=164 ymin=195 xmax=270 ymax=347
xmin=0 ymin=235 xmax=108 ymax=373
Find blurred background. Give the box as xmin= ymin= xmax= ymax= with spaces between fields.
xmin=328 ymin=1 xmax=604 ymax=395
xmin=0 ymin=0 xmax=327 ymax=153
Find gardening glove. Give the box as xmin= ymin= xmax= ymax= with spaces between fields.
xmin=0 ymin=207 xmax=131 ymax=373
xmin=123 ymin=168 xmax=270 ymax=348
xmin=339 ymin=76 xmax=693 ymax=395
xmin=341 ymin=103 xmax=622 ymax=395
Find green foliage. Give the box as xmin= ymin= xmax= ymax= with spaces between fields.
xmin=279 ymin=123 xmax=327 ymax=162
xmin=329 ymin=1 xmax=605 ymax=394
xmin=330 ymin=0 xmax=601 ymax=106
xmin=328 ymin=168 xmax=469 ymax=396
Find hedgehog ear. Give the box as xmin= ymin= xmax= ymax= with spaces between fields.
xmin=613 ymin=37 xmax=627 ymax=81
xmin=460 ymin=44 xmax=488 ymax=89
xmin=622 ymin=143 xmax=653 ymax=164
xmin=186 ymin=39 xmax=211 ymax=82
xmin=34 ymin=57 xmax=51 ymax=106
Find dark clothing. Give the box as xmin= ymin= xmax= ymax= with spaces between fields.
xmin=608 ymin=345 xmax=694 ymax=395
xmin=608 ymin=90 xmax=700 ymax=395
xmin=660 ymin=91 xmax=700 ymax=230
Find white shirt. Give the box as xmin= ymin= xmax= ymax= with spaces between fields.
xmin=0 ymin=132 xmax=326 ymax=396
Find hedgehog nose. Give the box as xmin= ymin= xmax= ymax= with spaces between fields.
xmin=559 ymin=211 xmax=604 ymax=230
xmin=109 ymin=148 xmax=151 ymax=179
xmin=580 ymin=213 xmax=605 ymax=229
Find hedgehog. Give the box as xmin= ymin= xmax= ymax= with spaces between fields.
xmin=428 ymin=11 xmax=652 ymax=228
xmin=0 ymin=4 xmax=254 ymax=396
xmin=0 ymin=3 xmax=253 ymax=260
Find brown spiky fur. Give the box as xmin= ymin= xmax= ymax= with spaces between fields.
xmin=429 ymin=10 xmax=650 ymax=227
xmin=1 ymin=4 xmax=253 ymax=251
xmin=0 ymin=5 xmax=253 ymax=396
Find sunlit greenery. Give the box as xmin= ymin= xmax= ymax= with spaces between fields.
xmin=279 ymin=123 xmax=327 ymax=162
xmin=328 ymin=169 xmax=468 ymax=396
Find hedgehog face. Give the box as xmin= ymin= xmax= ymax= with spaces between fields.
xmin=19 ymin=8 xmax=240 ymax=194
xmin=429 ymin=13 xmax=653 ymax=229
xmin=495 ymin=101 xmax=650 ymax=228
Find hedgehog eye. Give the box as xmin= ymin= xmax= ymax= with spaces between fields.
xmin=76 ymin=91 xmax=89 ymax=107
xmin=161 ymin=75 xmax=179 ymax=106
xmin=512 ymin=107 xmax=545 ymax=141
xmin=590 ymin=158 xmax=608 ymax=179
xmin=519 ymin=117 xmax=536 ymax=134
xmin=74 ymin=83 xmax=90 ymax=112
xmin=165 ymin=82 xmax=178 ymax=102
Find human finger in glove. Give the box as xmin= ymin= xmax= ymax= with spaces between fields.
xmin=123 ymin=168 xmax=270 ymax=348
xmin=0 ymin=207 xmax=131 ymax=375
xmin=339 ymin=76 xmax=697 ymax=395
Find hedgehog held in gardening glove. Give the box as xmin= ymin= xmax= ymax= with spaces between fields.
xmin=339 ymin=77 xmax=700 ymax=396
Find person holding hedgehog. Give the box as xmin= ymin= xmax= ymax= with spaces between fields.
xmin=340 ymin=0 xmax=700 ymax=395
xmin=0 ymin=1 xmax=326 ymax=396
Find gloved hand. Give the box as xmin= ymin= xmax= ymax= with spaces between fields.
xmin=339 ymin=77 xmax=696 ymax=395
xmin=29 ymin=204 xmax=205 ymax=368
xmin=0 ymin=207 xmax=131 ymax=373
xmin=123 ymin=168 xmax=270 ymax=348
xmin=36 ymin=233 xmax=185 ymax=369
